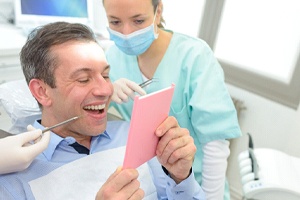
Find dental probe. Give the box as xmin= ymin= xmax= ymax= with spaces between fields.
xmin=42 ymin=116 xmax=81 ymax=133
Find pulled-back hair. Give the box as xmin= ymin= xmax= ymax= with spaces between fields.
xmin=20 ymin=22 xmax=98 ymax=88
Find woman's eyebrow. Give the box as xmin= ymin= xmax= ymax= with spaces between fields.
xmin=108 ymin=14 xmax=144 ymax=20
xmin=107 ymin=15 xmax=120 ymax=20
xmin=131 ymin=14 xmax=144 ymax=19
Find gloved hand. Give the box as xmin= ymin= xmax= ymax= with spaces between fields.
xmin=0 ymin=125 xmax=50 ymax=174
xmin=112 ymin=78 xmax=146 ymax=104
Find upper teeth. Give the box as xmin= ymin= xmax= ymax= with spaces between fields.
xmin=84 ymin=104 xmax=105 ymax=110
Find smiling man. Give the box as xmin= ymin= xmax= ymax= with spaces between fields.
xmin=0 ymin=22 xmax=205 ymax=199
xmin=27 ymin=30 xmax=112 ymax=149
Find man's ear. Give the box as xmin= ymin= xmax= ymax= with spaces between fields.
xmin=28 ymin=79 xmax=52 ymax=107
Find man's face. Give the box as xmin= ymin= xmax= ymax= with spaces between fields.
xmin=41 ymin=41 xmax=113 ymax=138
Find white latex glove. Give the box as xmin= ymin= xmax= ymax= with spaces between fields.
xmin=0 ymin=125 xmax=50 ymax=174
xmin=112 ymin=78 xmax=146 ymax=104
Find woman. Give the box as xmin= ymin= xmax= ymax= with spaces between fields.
xmin=103 ymin=0 xmax=242 ymax=199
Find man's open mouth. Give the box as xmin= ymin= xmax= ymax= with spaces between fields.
xmin=83 ymin=104 xmax=105 ymax=114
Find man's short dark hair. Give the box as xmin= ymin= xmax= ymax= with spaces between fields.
xmin=20 ymin=22 xmax=98 ymax=88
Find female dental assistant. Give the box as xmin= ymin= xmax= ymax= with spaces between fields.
xmin=103 ymin=0 xmax=242 ymax=199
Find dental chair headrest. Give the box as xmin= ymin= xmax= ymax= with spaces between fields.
xmin=0 ymin=79 xmax=41 ymax=134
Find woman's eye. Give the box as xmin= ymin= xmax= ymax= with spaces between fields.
xmin=135 ymin=19 xmax=144 ymax=25
xmin=110 ymin=20 xmax=120 ymax=26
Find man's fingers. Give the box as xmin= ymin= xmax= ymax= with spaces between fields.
xmin=156 ymin=126 xmax=189 ymax=157
xmin=105 ymin=166 xmax=123 ymax=183
xmin=108 ymin=169 xmax=139 ymax=193
xmin=155 ymin=116 xmax=178 ymax=137
xmin=98 ymin=168 xmax=141 ymax=200
xmin=113 ymin=169 xmax=139 ymax=190
xmin=128 ymin=188 xmax=145 ymax=200
xmin=117 ymin=179 xmax=142 ymax=200
xmin=157 ymin=135 xmax=186 ymax=164
xmin=167 ymin=139 xmax=196 ymax=164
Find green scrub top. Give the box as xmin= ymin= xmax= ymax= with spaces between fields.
xmin=106 ymin=30 xmax=242 ymax=199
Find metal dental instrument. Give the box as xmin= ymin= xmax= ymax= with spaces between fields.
xmin=42 ymin=116 xmax=81 ymax=133
xmin=138 ymin=78 xmax=158 ymax=88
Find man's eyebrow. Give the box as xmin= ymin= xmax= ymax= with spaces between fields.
xmin=70 ymin=65 xmax=110 ymax=78
xmin=69 ymin=68 xmax=92 ymax=78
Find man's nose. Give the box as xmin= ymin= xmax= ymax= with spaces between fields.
xmin=92 ymin=77 xmax=113 ymax=96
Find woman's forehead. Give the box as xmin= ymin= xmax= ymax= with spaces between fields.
xmin=104 ymin=0 xmax=153 ymax=11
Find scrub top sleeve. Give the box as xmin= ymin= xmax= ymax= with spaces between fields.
xmin=189 ymin=45 xmax=241 ymax=144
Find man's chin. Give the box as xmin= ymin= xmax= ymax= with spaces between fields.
xmin=88 ymin=124 xmax=107 ymax=136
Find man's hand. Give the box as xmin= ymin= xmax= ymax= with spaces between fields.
xmin=155 ymin=116 xmax=196 ymax=183
xmin=0 ymin=125 xmax=50 ymax=174
xmin=96 ymin=167 xmax=145 ymax=200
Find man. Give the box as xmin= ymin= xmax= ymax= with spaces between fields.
xmin=0 ymin=22 xmax=205 ymax=199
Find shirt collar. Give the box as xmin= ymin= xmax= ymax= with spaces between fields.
xmin=33 ymin=120 xmax=111 ymax=160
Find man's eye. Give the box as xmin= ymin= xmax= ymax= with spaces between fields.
xmin=78 ymin=79 xmax=89 ymax=83
xmin=103 ymin=75 xmax=110 ymax=80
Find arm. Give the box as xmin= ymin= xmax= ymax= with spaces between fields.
xmin=95 ymin=117 xmax=205 ymax=200
xmin=155 ymin=116 xmax=195 ymax=183
xmin=0 ymin=127 xmax=50 ymax=174
xmin=154 ymin=116 xmax=206 ymax=199
xmin=201 ymin=140 xmax=230 ymax=199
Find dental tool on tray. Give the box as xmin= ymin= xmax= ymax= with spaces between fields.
xmin=42 ymin=116 xmax=81 ymax=133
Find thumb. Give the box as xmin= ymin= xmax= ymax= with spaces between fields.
xmin=27 ymin=124 xmax=36 ymax=131
xmin=23 ymin=131 xmax=51 ymax=157
xmin=105 ymin=166 xmax=123 ymax=184
xmin=36 ymin=131 xmax=51 ymax=147
xmin=18 ymin=129 xmax=43 ymax=145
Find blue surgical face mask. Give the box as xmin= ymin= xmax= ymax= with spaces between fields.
xmin=107 ymin=9 xmax=159 ymax=55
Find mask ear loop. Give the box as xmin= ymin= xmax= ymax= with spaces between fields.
xmin=153 ymin=6 xmax=159 ymax=38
